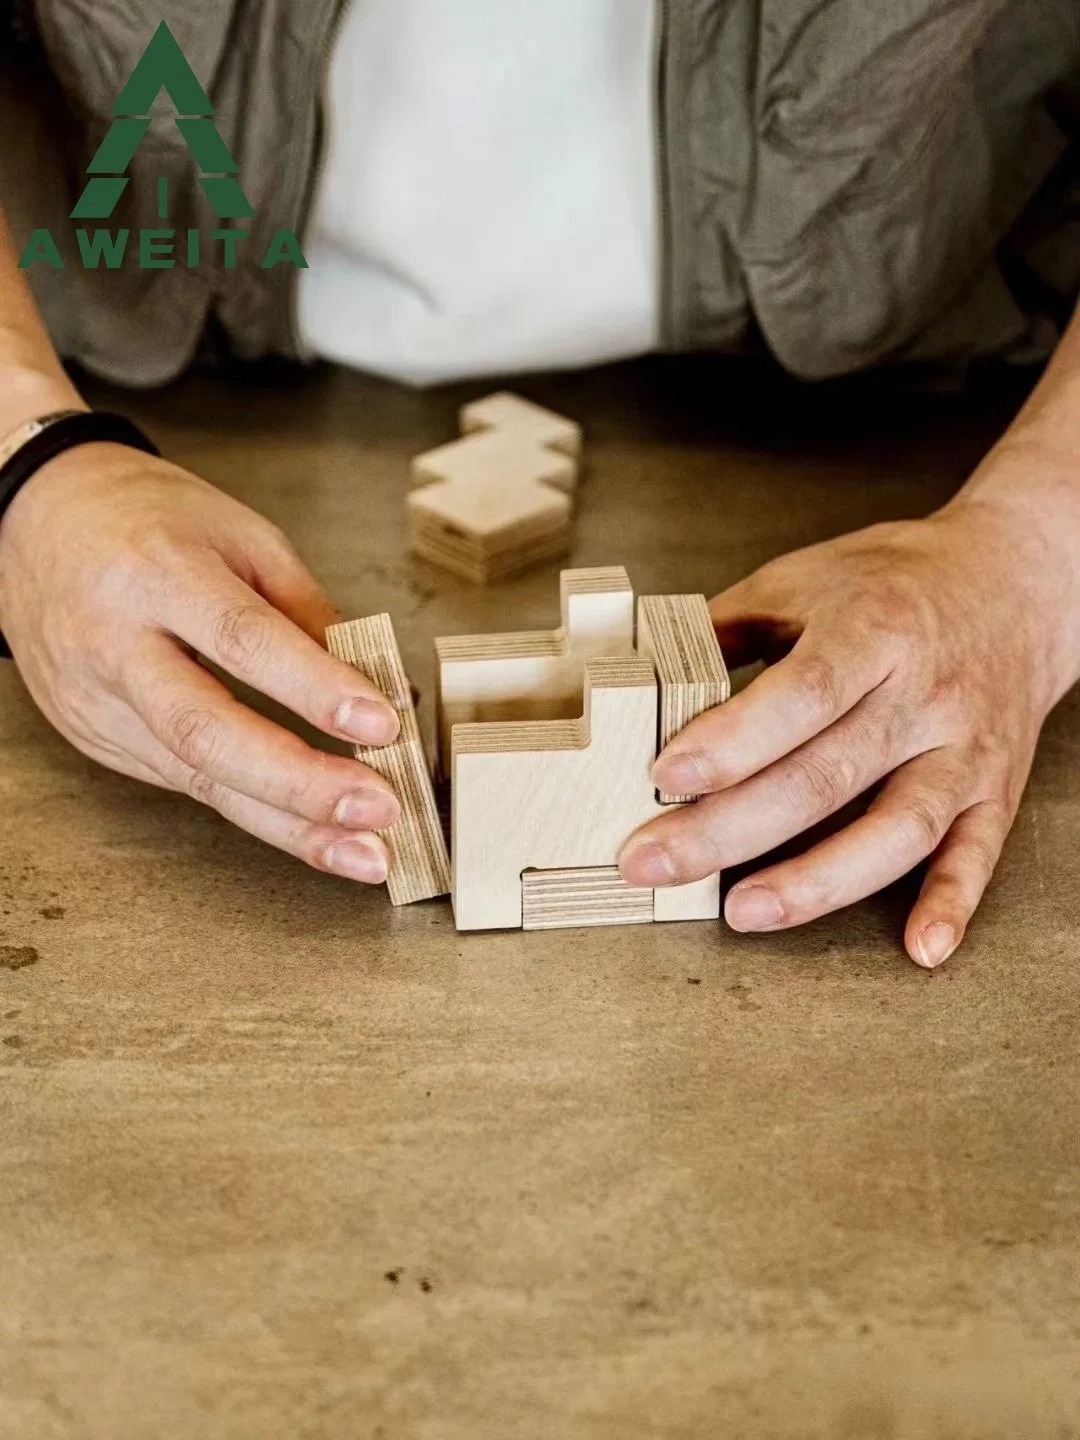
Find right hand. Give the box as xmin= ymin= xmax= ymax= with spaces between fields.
xmin=0 ymin=440 xmax=403 ymax=884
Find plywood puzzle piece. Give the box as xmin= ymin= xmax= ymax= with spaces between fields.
xmin=434 ymin=566 xmax=634 ymax=777
xmin=460 ymin=391 xmax=583 ymax=460
xmin=326 ymin=614 xmax=451 ymax=906
xmin=439 ymin=567 xmax=729 ymax=931
xmin=638 ymin=594 xmax=731 ymax=803
xmin=408 ymin=392 xmax=583 ymax=585
xmin=328 ymin=570 xmax=729 ymax=930
xmin=450 ymin=655 xmax=663 ymax=930
xmin=522 ymin=867 xmax=653 ymax=930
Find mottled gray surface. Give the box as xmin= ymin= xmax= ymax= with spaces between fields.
xmin=2 ymin=360 xmax=1079 ymax=1439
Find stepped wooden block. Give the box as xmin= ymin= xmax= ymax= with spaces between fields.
xmin=434 ymin=566 xmax=634 ymax=776
xmin=326 ymin=614 xmax=451 ymax=906
xmin=460 ymin=391 xmax=583 ymax=460
xmin=439 ymin=567 xmax=727 ymax=931
xmin=408 ymin=393 xmax=583 ymax=585
xmin=451 ymin=655 xmax=662 ymax=930
xmin=521 ymin=867 xmax=653 ymax=931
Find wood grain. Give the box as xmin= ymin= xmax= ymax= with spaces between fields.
xmin=326 ymin=614 xmax=451 ymax=905
xmin=637 ymin=594 xmax=730 ymax=803
xmin=408 ymin=393 xmax=583 ymax=585
xmin=522 ymin=867 xmax=654 ymax=930
xmin=434 ymin=566 xmax=634 ymax=776
xmin=451 ymin=656 xmax=662 ymax=930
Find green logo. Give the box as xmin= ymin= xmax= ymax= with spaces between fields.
xmin=19 ymin=21 xmax=306 ymax=272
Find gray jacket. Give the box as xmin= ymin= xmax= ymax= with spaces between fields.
xmin=8 ymin=0 xmax=1080 ymax=387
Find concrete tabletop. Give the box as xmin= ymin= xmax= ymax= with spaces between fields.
xmin=2 ymin=359 xmax=1079 ymax=1439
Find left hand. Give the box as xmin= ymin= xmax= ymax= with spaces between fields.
xmin=619 ymin=488 xmax=1080 ymax=967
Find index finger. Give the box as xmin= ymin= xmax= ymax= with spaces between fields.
xmin=158 ymin=561 xmax=400 ymax=747
xmin=651 ymin=630 xmax=891 ymax=797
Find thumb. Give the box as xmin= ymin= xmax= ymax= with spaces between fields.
xmin=708 ymin=573 xmax=804 ymax=669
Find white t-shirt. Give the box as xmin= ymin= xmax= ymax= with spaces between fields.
xmin=297 ymin=0 xmax=658 ymax=386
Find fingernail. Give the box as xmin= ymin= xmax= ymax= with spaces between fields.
xmin=653 ymin=752 xmax=706 ymax=795
xmin=334 ymin=787 xmax=401 ymax=830
xmin=336 ymin=699 xmax=399 ymax=745
xmin=619 ymin=840 xmax=678 ymax=887
xmin=326 ymin=838 xmax=389 ymax=885
xmin=725 ymin=884 xmax=784 ymax=932
xmin=914 ymin=922 xmax=956 ymax=970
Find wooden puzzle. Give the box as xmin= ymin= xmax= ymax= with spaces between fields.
xmin=328 ymin=567 xmax=730 ymax=932
xmin=326 ymin=614 xmax=451 ymax=906
xmin=407 ymin=392 xmax=583 ymax=584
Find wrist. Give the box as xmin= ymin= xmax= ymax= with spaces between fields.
xmin=944 ymin=433 xmax=1080 ymax=706
xmin=0 ymin=367 xmax=88 ymax=439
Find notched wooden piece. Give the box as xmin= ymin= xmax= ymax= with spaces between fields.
xmin=408 ymin=392 xmax=584 ymax=585
xmin=326 ymin=614 xmax=451 ymax=906
xmin=451 ymin=655 xmax=661 ymax=930
xmin=460 ymin=391 xmax=583 ymax=460
xmin=637 ymin=594 xmax=730 ymax=803
xmin=433 ymin=566 xmax=634 ymax=777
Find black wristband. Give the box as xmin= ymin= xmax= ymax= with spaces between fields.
xmin=0 ymin=409 xmax=160 ymax=659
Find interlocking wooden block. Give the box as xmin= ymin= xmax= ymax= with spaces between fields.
xmin=328 ymin=571 xmax=728 ymax=927
xmin=637 ymin=594 xmax=731 ymax=802
xmin=326 ymin=614 xmax=451 ymax=906
xmin=451 ymin=655 xmax=663 ymax=930
xmin=460 ymin=391 xmax=583 ymax=460
xmin=440 ymin=566 xmax=729 ymax=931
xmin=408 ymin=393 xmax=583 ymax=585
xmin=434 ymin=566 xmax=634 ymax=777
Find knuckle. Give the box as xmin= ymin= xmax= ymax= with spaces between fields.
xmin=873 ymin=581 xmax=925 ymax=644
xmin=967 ymin=732 xmax=1013 ymax=784
xmin=130 ymin=525 xmax=192 ymax=574
xmin=164 ymin=703 xmax=222 ymax=772
xmin=211 ymin=600 xmax=273 ymax=672
xmin=782 ymin=747 xmax=848 ymax=817
xmin=961 ymin=834 xmax=999 ymax=887
xmin=898 ymin=793 xmax=952 ymax=854
xmin=261 ymin=522 xmax=300 ymax=565
xmin=96 ymin=537 xmax=172 ymax=610
xmin=306 ymin=832 xmax=340 ymax=874
xmin=793 ymin=652 xmax=841 ymax=721
xmin=281 ymin=751 xmax=338 ymax=820
xmin=183 ymin=768 xmax=223 ymax=809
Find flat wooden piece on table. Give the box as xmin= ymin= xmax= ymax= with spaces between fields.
xmin=637 ymin=594 xmax=731 ymax=804
xmin=326 ymin=615 xmax=451 ymax=906
xmin=410 ymin=430 xmax=578 ymax=499
xmin=407 ymin=520 xmax=572 ymax=587
xmin=434 ymin=567 xmax=634 ymax=777
xmin=408 ymin=392 xmax=583 ymax=585
xmin=451 ymin=656 xmax=663 ymax=931
xmin=522 ymin=867 xmax=653 ymax=931
xmin=459 ymin=391 xmax=583 ymax=460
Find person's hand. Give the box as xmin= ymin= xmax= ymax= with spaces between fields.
xmin=0 ymin=442 xmax=403 ymax=882
xmin=619 ymin=481 xmax=1080 ymax=967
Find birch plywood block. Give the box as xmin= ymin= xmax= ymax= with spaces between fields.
xmin=326 ymin=615 xmax=451 ymax=906
xmin=653 ymin=873 xmax=722 ymax=923
xmin=637 ymin=594 xmax=731 ymax=803
xmin=451 ymin=657 xmax=663 ymax=931
xmin=434 ymin=566 xmax=634 ymax=776
xmin=408 ymin=392 xmax=583 ymax=585
xmin=522 ymin=867 xmax=653 ymax=931
xmin=460 ymin=391 xmax=583 ymax=462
